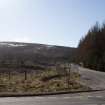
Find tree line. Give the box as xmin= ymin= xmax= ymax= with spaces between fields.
xmin=77 ymin=22 xmax=105 ymax=72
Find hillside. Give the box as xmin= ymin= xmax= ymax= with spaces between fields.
xmin=0 ymin=42 xmax=76 ymax=68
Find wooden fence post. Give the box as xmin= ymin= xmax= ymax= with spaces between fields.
xmin=8 ymin=71 xmax=11 ymax=80
xmin=24 ymin=70 xmax=27 ymax=80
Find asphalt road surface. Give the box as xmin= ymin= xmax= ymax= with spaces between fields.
xmin=78 ymin=66 xmax=105 ymax=90
xmin=0 ymin=91 xmax=105 ymax=105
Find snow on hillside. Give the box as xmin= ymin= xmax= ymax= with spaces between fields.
xmin=0 ymin=42 xmax=26 ymax=47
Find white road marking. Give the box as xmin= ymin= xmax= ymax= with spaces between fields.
xmin=87 ymin=95 xmax=93 ymax=98
xmin=47 ymin=97 xmax=57 ymax=99
xmin=96 ymin=95 xmax=103 ymax=98
xmin=35 ymin=97 xmax=45 ymax=99
xmin=63 ymin=97 xmax=71 ymax=99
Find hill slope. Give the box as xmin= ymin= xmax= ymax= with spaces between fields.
xmin=0 ymin=42 xmax=76 ymax=67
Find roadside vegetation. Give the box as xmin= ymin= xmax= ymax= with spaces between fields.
xmin=0 ymin=65 xmax=89 ymax=94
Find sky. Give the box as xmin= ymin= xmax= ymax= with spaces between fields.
xmin=0 ymin=0 xmax=105 ymax=47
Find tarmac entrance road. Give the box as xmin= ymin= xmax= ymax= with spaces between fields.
xmin=71 ymin=64 xmax=105 ymax=90
xmin=78 ymin=66 xmax=105 ymax=90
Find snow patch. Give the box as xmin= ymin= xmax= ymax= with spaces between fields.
xmin=46 ymin=45 xmax=54 ymax=48
xmin=0 ymin=42 xmax=26 ymax=47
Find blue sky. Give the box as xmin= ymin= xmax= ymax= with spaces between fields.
xmin=0 ymin=0 xmax=105 ymax=47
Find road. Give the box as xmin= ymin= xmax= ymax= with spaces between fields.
xmin=0 ymin=91 xmax=105 ymax=105
xmin=78 ymin=66 xmax=105 ymax=90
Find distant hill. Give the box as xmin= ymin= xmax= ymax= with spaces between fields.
xmin=0 ymin=42 xmax=76 ymax=68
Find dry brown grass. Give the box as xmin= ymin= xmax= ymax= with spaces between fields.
xmin=0 ymin=70 xmax=88 ymax=93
